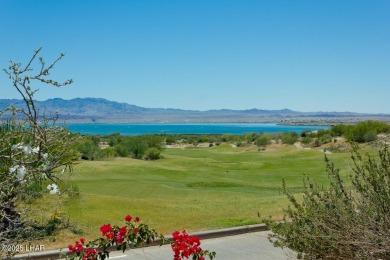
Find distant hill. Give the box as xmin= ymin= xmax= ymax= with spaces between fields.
xmin=1 ymin=98 xmax=389 ymax=124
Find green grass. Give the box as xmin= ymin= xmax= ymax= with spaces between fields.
xmin=58 ymin=144 xmax=352 ymax=240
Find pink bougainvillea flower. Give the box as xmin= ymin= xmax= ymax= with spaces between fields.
xmin=116 ymin=233 xmax=124 ymax=244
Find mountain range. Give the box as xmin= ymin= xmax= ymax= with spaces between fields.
xmin=1 ymin=98 xmax=389 ymax=124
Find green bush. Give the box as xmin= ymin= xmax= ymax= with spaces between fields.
xmin=77 ymin=138 xmax=100 ymax=160
xmin=114 ymin=141 xmax=133 ymax=157
xmin=95 ymin=147 xmax=117 ymax=160
xmin=334 ymin=121 xmax=390 ymax=143
xmin=221 ymin=134 xmax=234 ymax=142
xmin=264 ymin=147 xmax=390 ymax=259
xmin=143 ymin=135 xmax=164 ymax=150
xmin=244 ymin=132 xmax=257 ymax=143
xmin=280 ymin=132 xmax=299 ymax=145
xmin=256 ymin=134 xmax=271 ymax=148
xmin=319 ymin=133 xmax=332 ymax=144
xmin=165 ymin=136 xmax=175 ymax=145
xmin=128 ymin=137 xmax=148 ymax=159
xmin=144 ymin=147 xmax=161 ymax=160
xmin=330 ymin=124 xmax=350 ymax=137
xmin=301 ymin=136 xmax=312 ymax=145
xmin=363 ymin=130 xmax=378 ymax=142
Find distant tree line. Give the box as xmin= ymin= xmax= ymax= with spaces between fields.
xmin=75 ymin=134 xmax=164 ymax=161
xmin=74 ymin=121 xmax=390 ymax=160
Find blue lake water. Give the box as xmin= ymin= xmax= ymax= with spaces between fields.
xmin=65 ymin=123 xmax=329 ymax=135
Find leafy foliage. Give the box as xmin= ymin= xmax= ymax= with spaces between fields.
xmin=264 ymin=147 xmax=390 ymax=259
xmin=331 ymin=121 xmax=390 ymax=143
xmin=280 ymin=132 xmax=299 ymax=145
xmin=144 ymin=147 xmax=161 ymax=160
xmin=255 ymin=134 xmax=271 ymax=149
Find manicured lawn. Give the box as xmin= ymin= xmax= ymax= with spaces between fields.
xmin=62 ymin=144 xmax=351 ymax=239
xmin=28 ymin=144 xmax=355 ymax=249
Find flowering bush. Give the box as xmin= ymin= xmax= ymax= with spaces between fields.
xmin=171 ymin=230 xmax=215 ymax=260
xmin=67 ymin=215 xmax=216 ymax=260
xmin=0 ymin=48 xmax=79 ymax=251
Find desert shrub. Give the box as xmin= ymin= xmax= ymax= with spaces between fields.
xmin=244 ymin=132 xmax=257 ymax=143
xmin=77 ymin=138 xmax=100 ymax=160
xmin=311 ymin=138 xmax=321 ymax=147
xmin=301 ymin=136 xmax=312 ymax=145
xmin=221 ymin=134 xmax=234 ymax=142
xmin=165 ymin=135 xmax=175 ymax=145
xmin=319 ymin=133 xmax=332 ymax=144
xmin=280 ymin=132 xmax=299 ymax=145
xmin=363 ymin=130 xmax=378 ymax=142
xmin=256 ymin=134 xmax=271 ymax=148
xmin=114 ymin=137 xmax=149 ymax=159
xmin=114 ymin=141 xmax=132 ymax=157
xmin=144 ymin=147 xmax=161 ymax=160
xmin=264 ymin=147 xmax=390 ymax=259
xmin=316 ymin=129 xmax=330 ymax=137
xmin=301 ymin=130 xmax=318 ymax=138
xmin=343 ymin=121 xmax=390 ymax=143
xmin=330 ymin=124 xmax=350 ymax=137
xmin=95 ymin=147 xmax=117 ymax=160
xmin=143 ymin=135 xmax=164 ymax=150
xmin=128 ymin=137 xmax=148 ymax=159
xmin=106 ymin=133 xmax=121 ymax=146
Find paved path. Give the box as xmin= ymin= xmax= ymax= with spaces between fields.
xmin=108 ymin=231 xmax=295 ymax=260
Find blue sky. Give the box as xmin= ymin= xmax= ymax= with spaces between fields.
xmin=1 ymin=0 xmax=389 ymax=113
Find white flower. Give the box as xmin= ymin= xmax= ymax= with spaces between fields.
xmin=32 ymin=146 xmax=40 ymax=153
xmin=12 ymin=142 xmax=24 ymax=150
xmin=42 ymin=153 xmax=48 ymax=159
xmin=9 ymin=165 xmax=19 ymax=173
xmin=47 ymin=184 xmax=60 ymax=195
xmin=50 ymin=188 xmax=59 ymax=195
xmin=16 ymin=166 xmax=27 ymax=181
xmin=23 ymin=145 xmax=32 ymax=155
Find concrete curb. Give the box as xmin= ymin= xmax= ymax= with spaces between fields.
xmin=13 ymin=224 xmax=268 ymax=260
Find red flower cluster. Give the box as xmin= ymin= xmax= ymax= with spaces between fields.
xmin=124 ymin=214 xmax=140 ymax=223
xmin=100 ymin=224 xmax=114 ymax=240
xmin=68 ymin=238 xmax=98 ymax=260
xmin=83 ymin=248 xmax=98 ymax=260
xmin=68 ymin=214 xmax=215 ymax=260
xmin=171 ymin=230 xmax=204 ymax=260
xmin=68 ymin=240 xmax=83 ymax=253
xmin=101 ymin=215 xmax=140 ymax=245
xmin=116 ymin=226 xmax=127 ymax=244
